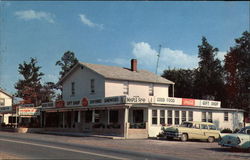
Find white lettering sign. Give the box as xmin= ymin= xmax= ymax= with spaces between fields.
xmin=0 ymin=106 xmax=12 ymax=113
xmin=155 ymin=97 xmax=182 ymax=105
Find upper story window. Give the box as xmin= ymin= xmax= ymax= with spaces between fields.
xmin=0 ymin=98 xmax=5 ymax=106
xmin=224 ymin=112 xmax=229 ymax=121
xmin=71 ymin=82 xmax=75 ymax=96
xmin=123 ymin=81 xmax=129 ymax=95
xmin=91 ymin=79 xmax=95 ymax=94
xmin=149 ymin=83 xmax=154 ymax=96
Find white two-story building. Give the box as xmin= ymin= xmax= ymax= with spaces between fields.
xmin=0 ymin=89 xmax=13 ymax=125
xmin=41 ymin=59 xmax=244 ymax=138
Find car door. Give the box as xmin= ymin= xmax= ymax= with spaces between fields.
xmin=191 ymin=124 xmax=204 ymax=139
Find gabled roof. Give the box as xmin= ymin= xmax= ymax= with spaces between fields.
xmin=59 ymin=62 xmax=174 ymax=85
xmin=0 ymin=88 xmax=13 ymax=98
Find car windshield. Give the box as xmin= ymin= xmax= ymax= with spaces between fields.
xmin=180 ymin=122 xmax=193 ymax=128
xmin=238 ymin=127 xmax=250 ymax=134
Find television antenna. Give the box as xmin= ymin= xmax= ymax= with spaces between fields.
xmin=155 ymin=44 xmax=162 ymax=75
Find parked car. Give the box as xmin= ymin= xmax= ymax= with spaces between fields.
xmin=218 ymin=126 xmax=250 ymax=149
xmin=163 ymin=121 xmax=220 ymax=142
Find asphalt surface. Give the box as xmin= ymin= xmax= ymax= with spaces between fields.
xmin=0 ymin=132 xmax=182 ymax=160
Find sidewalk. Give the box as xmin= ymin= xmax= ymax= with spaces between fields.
xmin=40 ymin=131 xmax=126 ymax=139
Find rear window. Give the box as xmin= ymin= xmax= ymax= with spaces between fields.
xmin=201 ymin=124 xmax=208 ymax=129
xmin=208 ymin=125 xmax=216 ymax=130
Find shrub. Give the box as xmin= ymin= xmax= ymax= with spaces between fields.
xmin=221 ymin=128 xmax=233 ymax=133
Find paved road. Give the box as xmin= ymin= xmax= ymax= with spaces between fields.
xmin=0 ymin=131 xmax=249 ymax=160
xmin=0 ymin=132 xmax=180 ymax=160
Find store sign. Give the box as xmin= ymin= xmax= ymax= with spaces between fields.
xmin=41 ymin=102 xmax=55 ymax=108
xmin=0 ymin=106 xmax=12 ymax=113
xmin=82 ymin=98 xmax=88 ymax=107
xmin=89 ymin=96 xmax=124 ymax=106
xmin=19 ymin=107 xmax=40 ymax=116
xmin=155 ymin=97 xmax=182 ymax=105
xmin=182 ymin=98 xmax=195 ymax=106
xmin=55 ymin=100 xmax=65 ymax=108
xmin=21 ymin=104 xmax=34 ymax=107
xmin=66 ymin=100 xmax=81 ymax=107
xmin=200 ymin=100 xmax=221 ymax=108
xmin=123 ymin=96 xmax=153 ymax=104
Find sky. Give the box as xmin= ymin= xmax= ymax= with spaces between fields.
xmin=0 ymin=1 xmax=249 ymax=95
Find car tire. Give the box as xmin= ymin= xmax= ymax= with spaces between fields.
xmin=208 ymin=136 xmax=215 ymax=143
xmin=181 ymin=133 xmax=188 ymax=142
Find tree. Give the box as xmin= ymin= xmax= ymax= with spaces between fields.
xmin=15 ymin=58 xmax=44 ymax=106
xmin=194 ymin=37 xmax=224 ymax=101
xmin=162 ymin=68 xmax=195 ymax=98
xmin=224 ymin=31 xmax=250 ymax=111
xmin=56 ymin=51 xmax=78 ymax=78
xmin=40 ymin=82 xmax=57 ymax=103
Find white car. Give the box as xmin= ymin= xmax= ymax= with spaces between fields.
xmin=218 ymin=126 xmax=250 ymax=149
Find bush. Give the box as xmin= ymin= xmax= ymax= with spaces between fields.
xmin=221 ymin=128 xmax=233 ymax=133
xmin=233 ymin=128 xmax=240 ymax=133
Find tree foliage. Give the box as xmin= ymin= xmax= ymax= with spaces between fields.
xmin=56 ymin=51 xmax=78 ymax=78
xmin=224 ymin=31 xmax=250 ymax=110
xmin=15 ymin=58 xmax=44 ymax=106
xmin=194 ymin=37 xmax=224 ymax=100
xmin=162 ymin=69 xmax=195 ymax=98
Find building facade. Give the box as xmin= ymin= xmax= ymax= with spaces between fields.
xmin=0 ymin=89 xmax=14 ymax=125
xmin=41 ymin=60 xmax=244 ymax=138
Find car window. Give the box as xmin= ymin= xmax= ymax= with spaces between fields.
xmin=180 ymin=122 xmax=193 ymax=128
xmin=208 ymin=125 xmax=216 ymax=130
xmin=201 ymin=124 xmax=208 ymax=129
xmin=193 ymin=124 xmax=200 ymax=129
xmin=246 ymin=129 xmax=250 ymax=135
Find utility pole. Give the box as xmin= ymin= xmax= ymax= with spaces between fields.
xmin=155 ymin=45 xmax=162 ymax=75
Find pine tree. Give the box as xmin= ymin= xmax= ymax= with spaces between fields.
xmin=194 ymin=37 xmax=224 ymax=101
xmin=56 ymin=51 xmax=78 ymax=78
xmin=15 ymin=58 xmax=44 ymax=106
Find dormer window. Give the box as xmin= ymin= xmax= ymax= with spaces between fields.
xmin=0 ymin=98 xmax=5 ymax=106
xmin=91 ymin=79 xmax=95 ymax=93
xmin=123 ymin=81 xmax=129 ymax=95
xmin=149 ymin=83 xmax=154 ymax=96
xmin=71 ymin=82 xmax=75 ymax=96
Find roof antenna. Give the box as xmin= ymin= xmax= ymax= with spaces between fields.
xmin=155 ymin=44 xmax=162 ymax=75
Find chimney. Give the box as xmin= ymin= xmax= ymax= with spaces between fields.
xmin=131 ymin=59 xmax=137 ymax=72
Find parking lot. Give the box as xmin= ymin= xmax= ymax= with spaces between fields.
xmin=0 ymin=131 xmax=249 ymax=160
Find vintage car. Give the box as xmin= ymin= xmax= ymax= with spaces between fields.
xmin=163 ymin=121 xmax=220 ymax=142
xmin=218 ymin=126 xmax=250 ymax=149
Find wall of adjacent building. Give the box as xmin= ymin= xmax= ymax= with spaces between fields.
xmin=0 ymin=91 xmax=12 ymax=106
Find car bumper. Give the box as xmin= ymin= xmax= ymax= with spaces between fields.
xmin=165 ymin=132 xmax=182 ymax=138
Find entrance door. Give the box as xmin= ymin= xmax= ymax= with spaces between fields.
xmin=133 ymin=110 xmax=143 ymax=123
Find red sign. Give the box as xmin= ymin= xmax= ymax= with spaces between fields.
xmin=182 ymin=98 xmax=195 ymax=106
xmin=55 ymin=100 xmax=65 ymax=108
xmin=82 ymin=98 xmax=88 ymax=107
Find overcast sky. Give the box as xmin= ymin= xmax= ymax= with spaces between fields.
xmin=0 ymin=1 xmax=249 ymax=94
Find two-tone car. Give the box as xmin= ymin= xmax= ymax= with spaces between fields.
xmin=163 ymin=121 xmax=220 ymax=142
xmin=218 ymin=126 xmax=250 ymax=150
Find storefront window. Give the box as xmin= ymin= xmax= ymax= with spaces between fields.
xmin=110 ymin=110 xmax=119 ymax=123
xmin=152 ymin=110 xmax=157 ymax=125
xmin=94 ymin=110 xmax=100 ymax=123
xmin=167 ymin=110 xmax=172 ymax=125
xmin=188 ymin=111 xmax=193 ymax=121
xmin=202 ymin=112 xmax=206 ymax=122
xmin=160 ymin=110 xmax=165 ymax=125
xmin=85 ymin=110 xmax=92 ymax=123
xmin=175 ymin=111 xmax=180 ymax=125
xmin=133 ymin=110 xmax=143 ymax=123
xmin=182 ymin=111 xmax=186 ymax=122
xmin=208 ymin=112 xmax=213 ymax=123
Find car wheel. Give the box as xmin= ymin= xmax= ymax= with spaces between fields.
xmin=208 ymin=136 xmax=215 ymax=143
xmin=181 ymin=133 xmax=188 ymax=142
